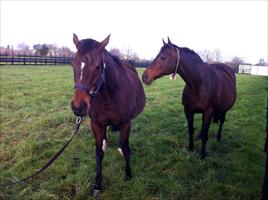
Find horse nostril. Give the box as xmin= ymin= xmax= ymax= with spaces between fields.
xmin=71 ymin=101 xmax=87 ymax=117
xmin=80 ymin=101 xmax=86 ymax=111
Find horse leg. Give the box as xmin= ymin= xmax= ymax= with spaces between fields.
xmin=91 ymin=121 xmax=106 ymax=194
xmin=200 ymin=108 xmax=213 ymax=159
xmin=216 ymin=112 xmax=226 ymax=142
xmin=119 ymin=121 xmax=132 ymax=180
xmin=185 ymin=108 xmax=194 ymax=151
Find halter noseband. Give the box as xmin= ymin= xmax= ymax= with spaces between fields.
xmin=74 ymin=58 xmax=106 ymax=98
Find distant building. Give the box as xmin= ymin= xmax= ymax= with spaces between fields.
xmin=238 ymin=64 xmax=268 ymax=76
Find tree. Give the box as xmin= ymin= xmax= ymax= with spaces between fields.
xmin=123 ymin=47 xmax=140 ymax=61
xmin=198 ymin=49 xmax=214 ymax=64
xmin=226 ymin=56 xmax=245 ymax=72
xmin=257 ymin=58 xmax=267 ymax=66
xmin=214 ymin=49 xmax=222 ymax=63
xmin=17 ymin=42 xmax=30 ymax=55
xmin=109 ymin=48 xmax=124 ymax=59
xmin=198 ymin=49 xmax=222 ymax=64
xmin=57 ymin=46 xmax=73 ymax=57
xmin=33 ymin=44 xmax=50 ymax=56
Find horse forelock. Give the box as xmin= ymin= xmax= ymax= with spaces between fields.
xmin=77 ymin=39 xmax=99 ymax=55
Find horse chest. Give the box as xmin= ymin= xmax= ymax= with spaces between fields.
xmin=183 ymin=87 xmax=211 ymax=112
xmin=90 ymin=102 xmax=129 ymax=125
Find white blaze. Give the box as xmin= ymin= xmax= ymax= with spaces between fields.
xmin=79 ymin=62 xmax=85 ymax=81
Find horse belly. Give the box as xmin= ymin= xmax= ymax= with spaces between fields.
xmin=216 ymin=78 xmax=236 ymax=112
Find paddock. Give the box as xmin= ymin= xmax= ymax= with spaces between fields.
xmin=0 ymin=65 xmax=267 ymax=199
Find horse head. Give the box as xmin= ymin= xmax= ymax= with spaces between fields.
xmin=71 ymin=34 xmax=110 ymax=117
xmin=142 ymin=37 xmax=180 ymax=85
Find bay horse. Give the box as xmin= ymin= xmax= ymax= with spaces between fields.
xmin=142 ymin=38 xmax=236 ymax=159
xmin=70 ymin=34 xmax=145 ymax=193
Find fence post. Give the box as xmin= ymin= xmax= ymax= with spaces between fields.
xmin=11 ymin=53 xmax=14 ymax=65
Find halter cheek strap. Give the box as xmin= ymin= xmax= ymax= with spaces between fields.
xmin=89 ymin=62 xmax=106 ymax=97
xmin=170 ymin=48 xmax=180 ymax=80
xmin=74 ymin=60 xmax=106 ymax=98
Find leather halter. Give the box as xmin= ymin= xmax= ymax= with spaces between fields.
xmin=74 ymin=57 xmax=106 ymax=98
xmin=170 ymin=47 xmax=180 ymax=80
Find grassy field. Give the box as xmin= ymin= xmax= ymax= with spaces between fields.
xmin=0 ymin=65 xmax=267 ymax=200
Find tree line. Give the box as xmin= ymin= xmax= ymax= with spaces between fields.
xmin=1 ymin=43 xmax=267 ymax=69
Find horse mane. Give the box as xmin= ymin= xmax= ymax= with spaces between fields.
xmin=170 ymin=44 xmax=204 ymax=63
xmin=179 ymin=47 xmax=204 ymax=63
xmin=111 ymin=54 xmax=122 ymax=66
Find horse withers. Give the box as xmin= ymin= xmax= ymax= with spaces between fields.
xmin=70 ymin=34 xmax=145 ymax=193
xmin=142 ymin=38 xmax=236 ymax=159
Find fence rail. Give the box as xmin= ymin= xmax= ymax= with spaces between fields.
xmin=0 ymin=55 xmax=73 ymax=65
xmin=0 ymin=55 xmax=150 ymax=68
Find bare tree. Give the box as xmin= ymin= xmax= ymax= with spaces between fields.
xmin=214 ymin=49 xmax=222 ymax=63
xmin=198 ymin=49 xmax=214 ymax=64
xmin=57 ymin=46 xmax=73 ymax=57
xmin=109 ymin=48 xmax=124 ymax=59
xmin=17 ymin=42 xmax=30 ymax=55
xmin=123 ymin=47 xmax=140 ymax=61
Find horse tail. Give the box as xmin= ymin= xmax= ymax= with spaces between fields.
xmin=213 ymin=112 xmax=220 ymax=124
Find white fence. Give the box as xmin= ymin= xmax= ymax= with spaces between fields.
xmin=238 ymin=65 xmax=268 ymax=76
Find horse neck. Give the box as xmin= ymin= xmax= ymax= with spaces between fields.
xmin=177 ymin=50 xmax=205 ymax=90
xmin=101 ymin=52 xmax=124 ymax=95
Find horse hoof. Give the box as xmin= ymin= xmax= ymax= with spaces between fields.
xmin=92 ymin=189 xmax=101 ymax=197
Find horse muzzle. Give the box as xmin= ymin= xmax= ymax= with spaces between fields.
xmin=142 ymin=72 xmax=153 ymax=85
xmin=71 ymin=100 xmax=89 ymax=117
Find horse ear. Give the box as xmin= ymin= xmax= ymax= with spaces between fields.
xmin=99 ymin=34 xmax=111 ymax=50
xmin=73 ymin=33 xmax=80 ymax=49
xmin=167 ymin=37 xmax=172 ymax=44
xmin=162 ymin=38 xmax=166 ymax=46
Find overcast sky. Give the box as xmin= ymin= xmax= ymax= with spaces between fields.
xmin=1 ymin=0 xmax=267 ymax=64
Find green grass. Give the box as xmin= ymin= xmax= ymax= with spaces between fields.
xmin=0 ymin=65 xmax=267 ymax=200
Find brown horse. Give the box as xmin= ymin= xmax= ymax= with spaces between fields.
xmin=142 ymin=38 xmax=236 ymax=159
xmin=70 ymin=34 xmax=145 ymax=193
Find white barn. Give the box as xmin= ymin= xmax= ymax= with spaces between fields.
xmin=238 ymin=65 xmax=268 ymax=76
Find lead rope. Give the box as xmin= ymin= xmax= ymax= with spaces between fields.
xmin=170 ymin=48 xmax=180 ymax=80
xmin=1 ymin=116 xmax=82 ymax=188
